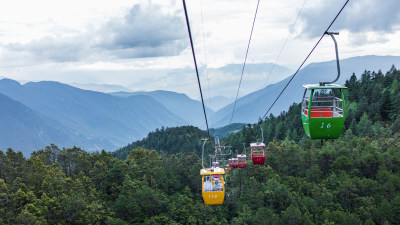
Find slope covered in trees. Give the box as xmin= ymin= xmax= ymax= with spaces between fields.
xmin=209 ymin=123 xmax=245 ymax=139
xmin=1 ymin=67 xmax=400 ymax=224
xmin=2 ymin=135 xmax=400 ymax=224
xmin=113 ymin=126 xmax=212 ymax=160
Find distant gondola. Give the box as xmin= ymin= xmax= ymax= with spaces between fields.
xmin=251 ymin=142 xmax=265 ymax=165
xmin=237 ymin=154 xmax=247 ymax=168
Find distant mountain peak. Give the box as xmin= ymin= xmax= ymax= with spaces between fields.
xmin=0 ymin=78 xmax=22 ymax=86
xmin=25 ymin=80 xmax=74 ymax=87
xmin=68 ymin=82 xmax=133 ymax=93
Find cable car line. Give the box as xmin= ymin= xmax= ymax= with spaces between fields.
xmin=182 ymin=0 xmax=210 ymax=136
xmin=261 ymin=0 xmax=350 ymax=121
xmin=199 ymin=0 xmax=214 ymax=129
xmin=246 ymin=0 xmax=307 ymax=122
xmin=264 ymin=0 xmax=307 ymax=86
xmin=244 ymin=0 xmax=307 ymax=164
xmin=230 ymin=0 xmax=261 ymax=125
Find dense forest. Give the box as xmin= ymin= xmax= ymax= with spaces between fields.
xmin=1 ymin=66 xmax=400 ymax=224
xmin=113 ymin=123 xmax=245 ymax=161
xmin=113 ymin=126 xmax=212 ymax=160
xmin=209 ymin=123 xmax=245 ymax=139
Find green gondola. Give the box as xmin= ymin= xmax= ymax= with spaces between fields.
xmin=301 ymin=32 xmax=347 ymax=139
xmin=301 ymin=84 xmax=347 ymax=139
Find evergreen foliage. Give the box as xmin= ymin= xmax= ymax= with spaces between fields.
xmin=1 ymin=67 xmax=400 ymax=224
xmin=113 ymin=126 xmax=211 ymax=160
xmin=209 ymin=123 xmax=245 ymax=139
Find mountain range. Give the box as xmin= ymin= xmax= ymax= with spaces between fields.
xmin=0 ymin=79 xmax=190 ymax=155
xmin=110 ymin=90 xmax=213 ymax=127
xmin=0 ymin=92 xmax=103 ymax=152
xmin=0 ymin=55 xmax=399 ymax=155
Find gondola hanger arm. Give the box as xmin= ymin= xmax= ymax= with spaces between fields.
xmin=320 ymin=32 xmax=340 ymax=86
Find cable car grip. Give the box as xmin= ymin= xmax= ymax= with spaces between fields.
xmin=320 ymin=31 xmax=340 ymax=86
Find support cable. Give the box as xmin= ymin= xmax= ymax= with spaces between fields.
xmin=230 ymin=0 xmax=261 ymax=125
xmin=182 ymin=0 xmax=210 ymax=136
xmin=261 ymin=0 xmax=350 ymax=120
xmin=247 ymin=0 xmax=307 ymax=122
xmin=264 ymin=0 xmax=307 ymax=86
xmin=199 ymin=0 xmax=214 ymax=129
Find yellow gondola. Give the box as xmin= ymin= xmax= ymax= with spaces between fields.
xmin=200 ymin=167 xmax=225 ymax=205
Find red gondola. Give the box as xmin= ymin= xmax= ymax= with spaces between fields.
xmin=251 ymin=142 xmax=265 ymax=165
xmin=231 ymin=158 xmax=239 ymax=168
xmin=237 ymin=154 xmax=246 ymax=168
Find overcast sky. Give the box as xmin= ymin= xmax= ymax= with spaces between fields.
xmin=0 ymin=0 xmax=399 ymax=99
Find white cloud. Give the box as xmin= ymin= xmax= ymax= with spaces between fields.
xmin=97 ymin=3 xmax=187 ymax=58
xmin=0 ymin=2 xmax=187 ymax=64
xmin=299 ymin=0 xmax=400 ymax=40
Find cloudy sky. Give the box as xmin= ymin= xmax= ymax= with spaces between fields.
xmin=0 ymin=0 xmax=399 ymax=99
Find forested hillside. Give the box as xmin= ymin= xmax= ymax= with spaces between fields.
xmin=1 ymin=67 xmax=400 ymax=224
xmin=112 ymin=123 xmax=245 ymax=160
xmin=209 ymin=123 xmax=245 ymax=139
xmin=113 ymin=126 xmax=212 ymax=160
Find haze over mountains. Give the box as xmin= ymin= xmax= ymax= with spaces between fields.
xmin=65 ymin=62 xmax=291 ymax=105
xmin=110 ymin=90 xmax=213 ymax=128
xmin=0 ymin=55 xmax=399 ymax=155
xmin=0 ymin=79 xmax=189 ymax=155
xmin=0 ymin=93 xmax=102 ymax=152
xmin=68 ymin=83 xmax=134 ymax=93
xmin=206 ymin=96 xmax=234 ymax=112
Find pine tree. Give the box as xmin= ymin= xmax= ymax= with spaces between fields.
xmin=380 ymin=89 xmax=391 ymax=120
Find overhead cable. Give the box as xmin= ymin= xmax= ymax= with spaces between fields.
xmin=200 ymin=0 xmax=214 ymax=129
xmin=230 ymin=0 xmax=261 ymax=125
xmin=247 ymin=0 xmax=308 ymax=122
xmin=182 ymin=0 xmax=210 ymax=136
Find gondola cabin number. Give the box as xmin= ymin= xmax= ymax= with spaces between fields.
xmin=320 ymin=122 xmax=331 ymax=129
xmin=209 ymin=194 xmax=218 ymax=199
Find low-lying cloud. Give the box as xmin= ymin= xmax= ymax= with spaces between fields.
xmin=7 ymin=36 xmax=89 ymax=62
